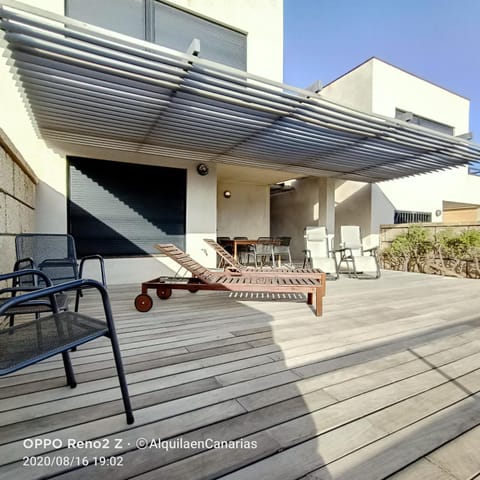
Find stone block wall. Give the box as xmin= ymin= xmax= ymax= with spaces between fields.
xmin=0 ymin=130 xmax=37 ymax=278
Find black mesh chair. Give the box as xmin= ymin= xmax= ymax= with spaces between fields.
xmin=0 ymin=269 xmax=69 ymax=328
xmin=0 ymin=276 xmax=134 ymax=425
xmin=15 ymin=234 xmax=106 ymax=310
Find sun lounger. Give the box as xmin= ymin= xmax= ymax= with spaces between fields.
xmin=134 ymin=244 xmax=326 ymax=316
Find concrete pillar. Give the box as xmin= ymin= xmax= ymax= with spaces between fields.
xmin=317 ymin=177 xmax=335 ymax=234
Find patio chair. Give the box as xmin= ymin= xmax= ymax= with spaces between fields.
xmin=0 ymin=269 xmax=68 ymax=328
xmin=232 ymin=236 xmax=250 ymax=263
xmin=303 ymin=226 xmax=339 ymax=280
xmin=203 ymin=238 xmax=324 ymax=277
xmin=15 ymin=233 xmax=106 ymax=310
xmin=0 ymin=276 xmax=134 ymax=425
xmin=134 ymin=244 xmax=326 ymax=316
xmin=337 ymin=225 xmax=380 ymax=279
xmin=273 ymin=236 xmax=292 ymax=265
xmin=216 ymin=236 xmax=233 ymax=256
xmin=246 ymin=237 xmax=275 ymax=267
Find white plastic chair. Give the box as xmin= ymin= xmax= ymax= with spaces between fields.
xmin=303 ymin=226 xmax=339 ymax=279
xmin=337 ymin=225 xmax=380 ymax=279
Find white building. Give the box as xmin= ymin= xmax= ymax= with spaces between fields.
xmin=1 ymin=1 xmax=479 ymax=282
xmin=325 ymin=58 xmax=480 ymax=247
xmin=271 ymin=58 xmax=480 ymax=257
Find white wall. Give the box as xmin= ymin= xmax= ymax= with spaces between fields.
xmin=168 ymin=0 xmax=283 ymax=81
xmin=334 ymin=181 xmax=373 ymax=248
xmin=217 ymin=181 xmax=270 ymax=239
xmin=378 ymin=165 xmax=480 ymax=221
xmin=322 ymin=58 xmax=469 ymax=134
xmin=321 ymin=60 xmax=373 ymax=113
xmin=370 ymin=59 xmax=469 ymax=134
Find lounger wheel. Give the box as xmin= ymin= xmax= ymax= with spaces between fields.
xmin=188 ymin=286 xmax=200 ymax=293
xmin=156 ymin=287 xmax=172 ymax=300
xmin=134 ymin=294 xmax=153 ymax=312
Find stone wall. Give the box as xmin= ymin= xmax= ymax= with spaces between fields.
xmin=0 ymin=129 xmax=37 ymax=276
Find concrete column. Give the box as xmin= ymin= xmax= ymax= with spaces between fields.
xmin=317 ymin=177 xmax=335 ymax=235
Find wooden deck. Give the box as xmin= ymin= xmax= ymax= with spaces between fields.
xmin=1 ymin=270 xmax=480 ymax=479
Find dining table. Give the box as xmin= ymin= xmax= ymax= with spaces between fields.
xmin=221 ymin=238 xmax=280 ymax=263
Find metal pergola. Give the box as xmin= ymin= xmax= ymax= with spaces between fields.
xmin=1 ymin=0 xmax=480 ymax=182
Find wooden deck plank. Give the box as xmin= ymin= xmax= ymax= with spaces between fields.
xmin=425 ymin=424 xmax=480 ymax=479
xmin=1 ymin=271 xmax=480 ymax=479
xmin=298 ymin=394 xmax=480 ymax=480
xmin=388 ymin=459 xmax=457 ymax=480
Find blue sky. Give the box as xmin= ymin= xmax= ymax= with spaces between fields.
xmin=284 ymin=0 xmax=480 ymax=139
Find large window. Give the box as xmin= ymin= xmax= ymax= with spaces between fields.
xmin=68 ymin=157 xmax=186 ymax=257
xmin=66 ymin=0 xmax=247 ymax=70
xmin=66 ymin=0 xmax=146 ymax=40
xmin=153 ymin=2 xmax=246 ymax=69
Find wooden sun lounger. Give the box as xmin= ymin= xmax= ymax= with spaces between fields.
xmin=203 ymin=238 xmax=325 ymax=277
xmin=134 ymin=244 xmax=326 ymax=316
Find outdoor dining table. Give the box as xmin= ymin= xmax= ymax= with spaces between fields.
xmin=222 ymin=239 xmax=280 ymax=263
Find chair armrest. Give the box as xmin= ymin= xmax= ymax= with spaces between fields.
xmin=363 ymin=246 xmax=378 ymax=254
xmin=0 ymin=279 xmax=109 ymax=318
xmin=79 ymin=255 xmax=107 ymax=286
xmin=0 ymin=286 xmax=43 ymax=296
xmin=0 ymin=269 xmax=53 ymax=289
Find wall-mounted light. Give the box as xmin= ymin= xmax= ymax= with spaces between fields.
xmin=223 ymin=190 xmax=232 ymax=199
xmin=196 ymin=163 xmax=209 ymax=176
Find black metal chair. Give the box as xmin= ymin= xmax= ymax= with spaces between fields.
xmin=0 ymin=269 xmax=69 ymax=328
xmin=0 ymin=276 xmax=134 ymax=425
xmin=15 ymin=233 xmax=106 ymax=310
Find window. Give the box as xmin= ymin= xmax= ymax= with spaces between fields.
xmin=395 ymin=109 xmax=454 ymax=136
xmin=66 ymin=0 xmax=247 ymax=70
xmin=66 ymin=0 xmax=146 ymax=40
xmin=394 ymin=210 xmax=432 ymax=224
xmin=153 ymin=1 xmax=246 ymax=69
xmin=68 ymin=157 xmax=186 ymax=257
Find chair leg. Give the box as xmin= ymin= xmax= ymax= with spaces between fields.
xmin=62 ymin=351 xmax=77 ymax=388
xmin=315 ymin=287 xmax=323 ymax=316
xmin=109 ymin=334 xmax=135 ymax=424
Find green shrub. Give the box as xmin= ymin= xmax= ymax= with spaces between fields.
xmin=381 ymin=226 xmax=480 ymax=278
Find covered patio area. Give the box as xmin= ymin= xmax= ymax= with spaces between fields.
xmin=1 ymin=270 xmax=480 ymax=479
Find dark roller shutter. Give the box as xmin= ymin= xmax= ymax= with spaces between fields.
xmin=68 ymin=157 xmax=186 ymax=257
